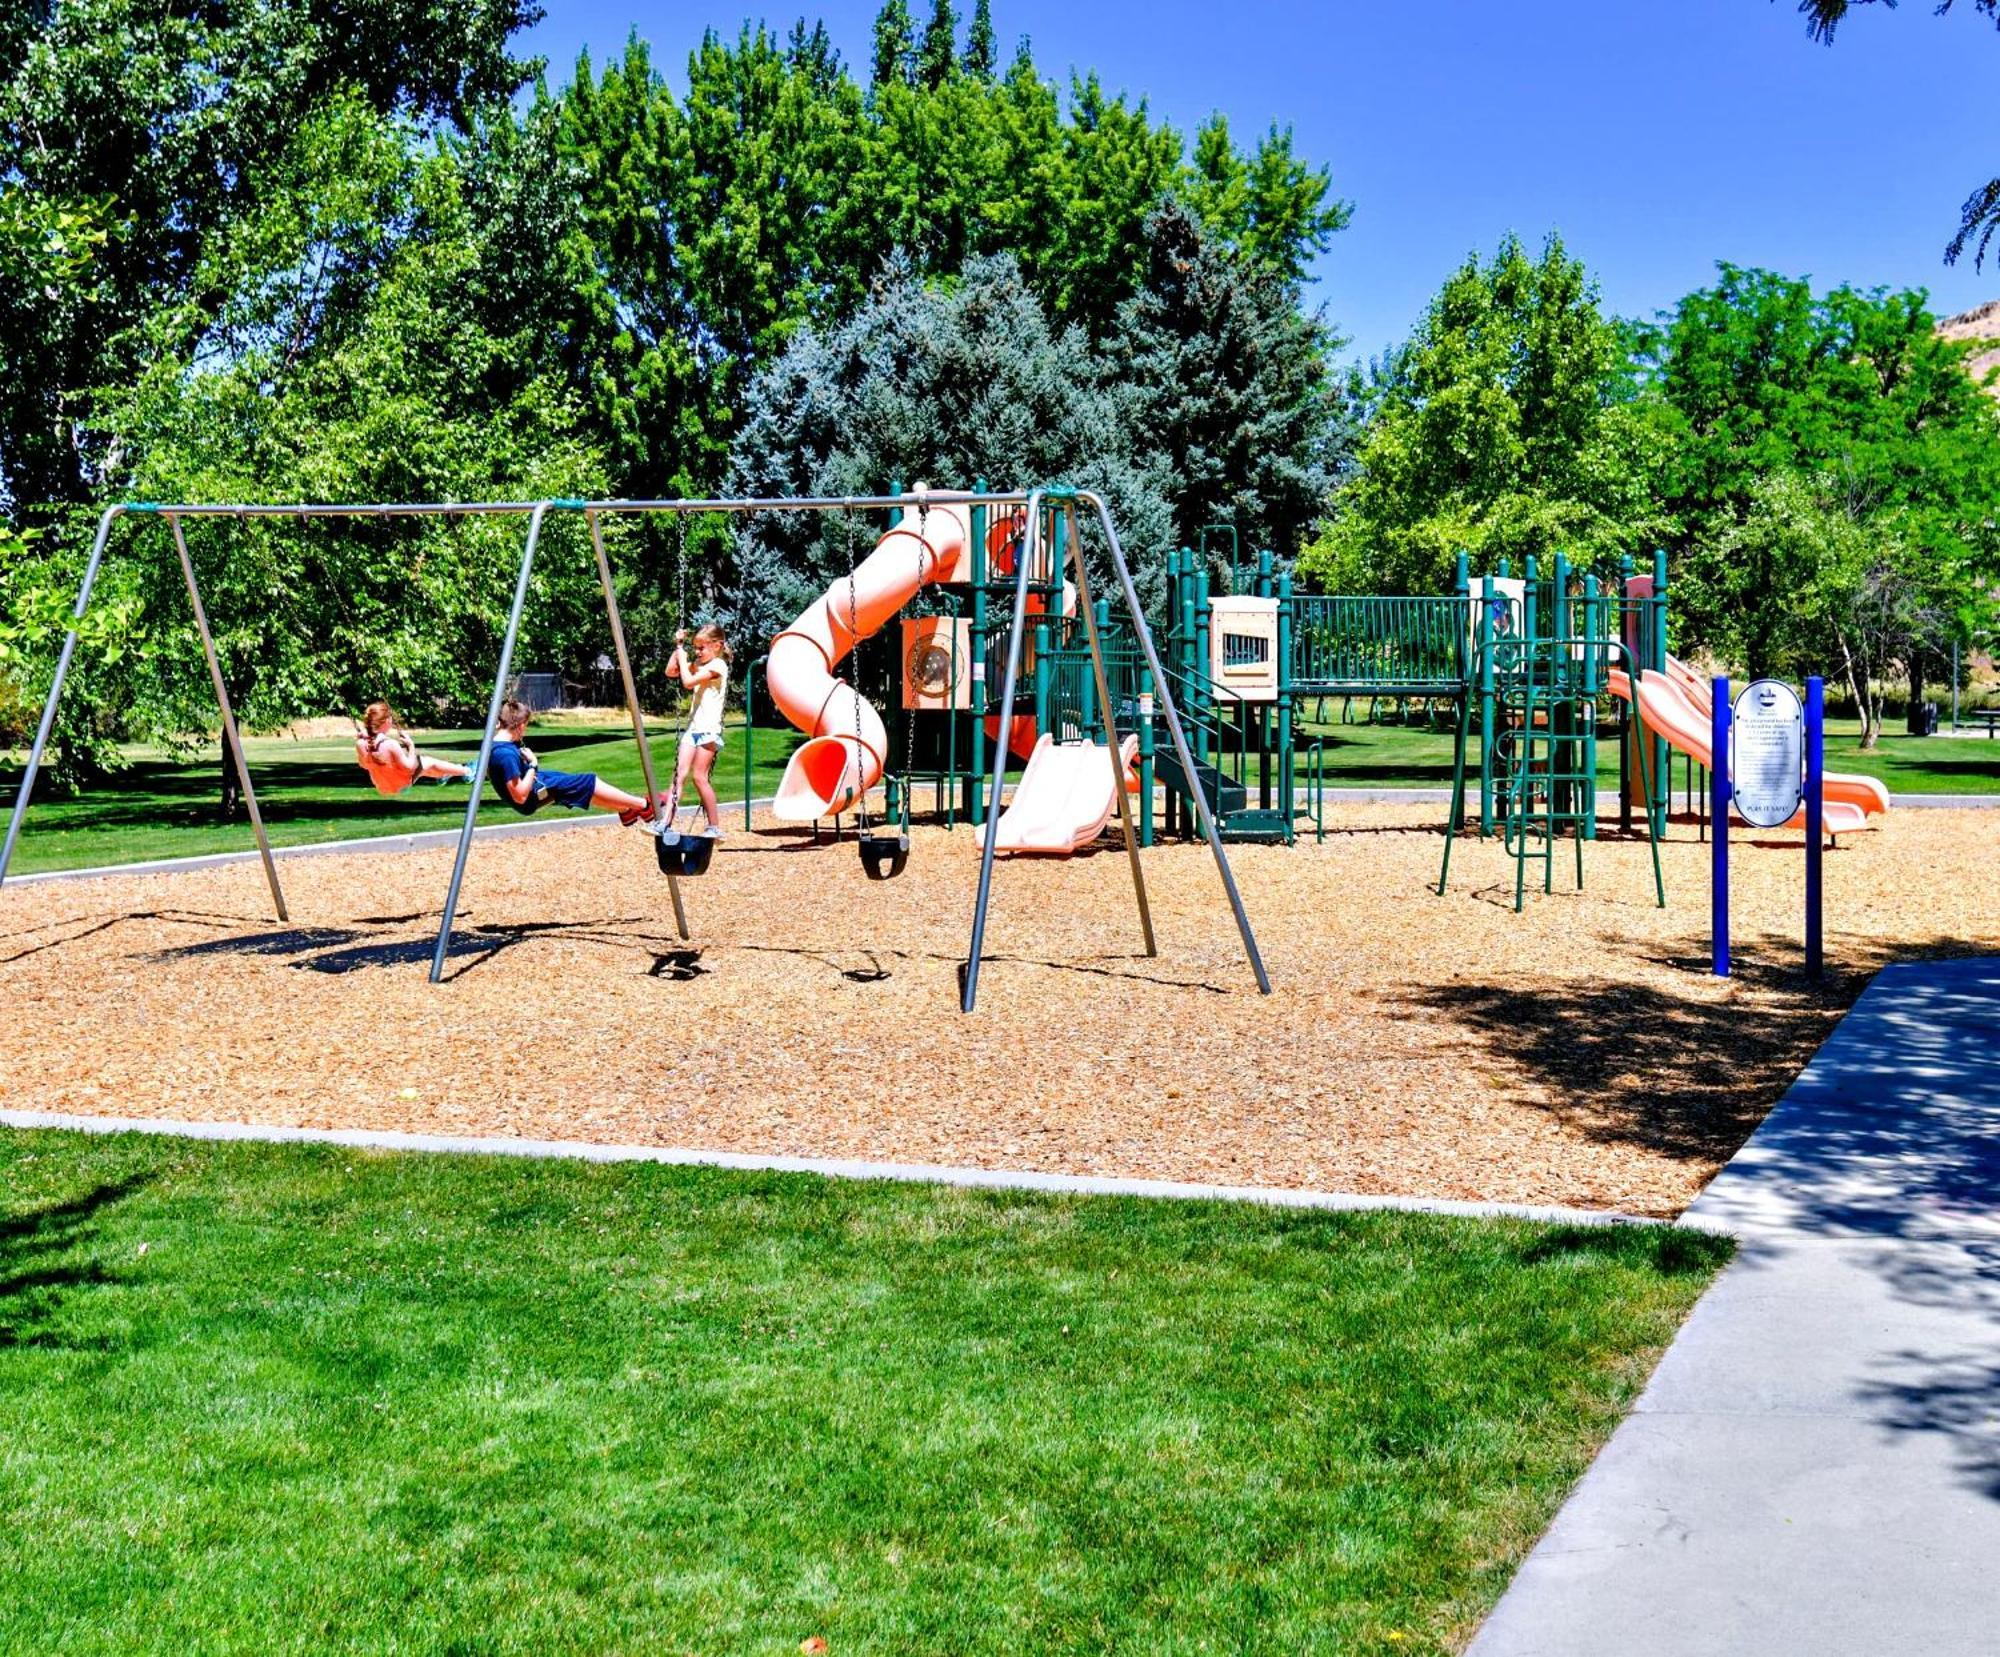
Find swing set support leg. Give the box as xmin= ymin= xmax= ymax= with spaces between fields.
xmin=1064 ymin=502 xmax=1155 ymax=958
xmin=430 ymin=503 xmax=549 ymax=983
xmin=1 ymin=506 xmax=123 ymax=890
xmin=589 ymin=507 xmax=687 ymax=940
xmin=168 ymin=511 xmax=288 ymax=923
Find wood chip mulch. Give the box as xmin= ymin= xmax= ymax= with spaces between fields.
xmin=3 ymin=803 xmax=1990 ymax=1217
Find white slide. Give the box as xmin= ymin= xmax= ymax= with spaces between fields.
xmin=986 ymin=734 xmax=1141 ymax=855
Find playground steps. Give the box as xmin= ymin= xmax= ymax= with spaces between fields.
xmin=1152 ymin=748 xmax=1297 ymax=842
xmin=1215 ymin=807 xmax=1291 ymax=842
xmin=1153 ymin=747 xmax=1246 ymax=819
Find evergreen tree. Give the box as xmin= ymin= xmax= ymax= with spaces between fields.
xmin=964 ymin=0 xmax=997 ymax=77
xmin=1106 ymin=198 xmax=1342 ymax=559
xmin=918 ymin=0 xmax=958 ymax=89
xmin=727 ymin=253 xmax=1173 ymax=636
xmin=871 ymin=0 xmax=915 ymax=89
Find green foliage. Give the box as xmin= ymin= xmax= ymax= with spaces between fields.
xmin=918 ymin=0 xmax=959 ymax=88
xmin=964 ymin=0 xmax=998 ymax=77
xmin=0 ymin=0 xmax=542 ymax=508
xmin=1105 ymin=197 xmax=1344 ymax=556
xmin=1646 ymin=266 xmax=2000 ymax=676
xmin=872 ymin=0 xmax=915 ymax=88
xmin=1301 ymin=235 xmax=1675 ymax=595
xmin=95 ymin=95 xmax=607 ymax=742
xmin=1185 ymin=115 xmax=1352 ymax=285
xmin=1 ymin=1 xmax=1349 ymax=747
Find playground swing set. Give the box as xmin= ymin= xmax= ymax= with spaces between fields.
xmin=0 ymin=483 xmax=1890 ymax=1004
xmin=0 ymin=487 xmax=1269 ymax=1013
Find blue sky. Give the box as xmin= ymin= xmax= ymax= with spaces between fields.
xmin=520 ymin=0 xmax=2000 ymax=363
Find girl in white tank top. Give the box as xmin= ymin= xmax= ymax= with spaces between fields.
xmin=666 ymin=624 xmax=732 ymax=834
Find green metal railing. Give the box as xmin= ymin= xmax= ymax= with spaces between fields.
xmin=1290 ymin=594 xmax=1469 ymax=693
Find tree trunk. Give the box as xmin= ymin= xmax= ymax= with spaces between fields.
xmin=219 ymin=729 xmax=243 ymax=821
xmin=1906 ymin=649 xmax=1929 ymax=736
xmin=1839 ymin=634 xmax=1881 ymax=751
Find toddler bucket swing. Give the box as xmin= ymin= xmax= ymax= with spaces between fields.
xmin=842 ymin=503 xmax=912 ymax=881
xmin=656 ymin=519 xmax=716 ymax=879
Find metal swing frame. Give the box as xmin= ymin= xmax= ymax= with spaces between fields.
xmin=0 ymin=488 xmax=1269 ymax=1010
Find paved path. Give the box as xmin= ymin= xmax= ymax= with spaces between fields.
xmin=1468 ymin=955 xmax=2000 ymax=1656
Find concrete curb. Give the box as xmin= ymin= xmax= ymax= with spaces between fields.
xmin=0 ymin=1108 xmax=1665 ymax=1229
xmin=8 ymin=784 xmax=1994 ymax=889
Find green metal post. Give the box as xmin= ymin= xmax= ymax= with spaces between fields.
xmin=1478 ymin=579 xmax=1496 ymax=837
xmin=970 ymin=478 xmax=989 ymax=825
xmin=1582 ymin=574 xmax=1599 ymax=841
xmin=1651 ymin=548 xmax=1669 ymax=838
xmin=1194 ymin=562 xmax=1212 ymax=768
xmin=1552 ymin=550 xmax=1570 ymax=825
xmin=1277 ymin=570 xmax=1294 ymax=843
xmin=1033 ymin=622 xmax=1051 ymax=741
xmin=1139 ymin=666 xmax=1156 ymax=846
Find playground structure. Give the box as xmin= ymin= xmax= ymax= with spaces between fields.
xmin=0 ymin=490 xmax=1270 ymax=1011
xmin=751 ymin=522 xmax=1714 ymax=904
xmin=754 ymin=521 xmax=1891 ymax=911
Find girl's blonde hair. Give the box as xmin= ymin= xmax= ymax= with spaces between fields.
xmin=693 ymin=623 xmax=733 ymax=662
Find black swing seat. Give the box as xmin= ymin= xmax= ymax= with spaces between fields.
xmin=859 ymin=832 xmax=909 ymax=881
xmin=655 ymin=828 xmax=716 ymax=878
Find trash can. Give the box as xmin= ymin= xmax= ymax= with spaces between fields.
xmin=1907 ymin=699 xmax=1939 ymax=737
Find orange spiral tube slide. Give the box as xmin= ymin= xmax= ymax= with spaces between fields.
xmin=766 ymin=498 xmax=971 ymax=820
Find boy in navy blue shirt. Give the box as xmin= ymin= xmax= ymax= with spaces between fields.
xmin=488 ymin=699 xmax=658 ymax=825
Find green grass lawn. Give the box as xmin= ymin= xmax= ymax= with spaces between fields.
xmin=9 ymin=705 xmax=1991 ymax=879
xmin=0 ymin=1128 xmax=1728 ymax=1656
xmin=1297 ymin=709 xmax=2000 ymax=795
xmin=0 ymin=714 xmax=806 ymax=875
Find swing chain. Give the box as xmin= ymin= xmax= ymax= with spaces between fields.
xmin=845 ymin=507 xmax=867 ymax=832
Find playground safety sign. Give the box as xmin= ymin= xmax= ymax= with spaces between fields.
xmin=1730 ymin=679 xmax=1804 ymax=829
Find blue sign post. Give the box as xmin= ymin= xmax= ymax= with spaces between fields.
xmin=1712 ymin=676 xmax=1730 ymax=979
xmin=1805 ymin=676 xmax=1824 ymax=978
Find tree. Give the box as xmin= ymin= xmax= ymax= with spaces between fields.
xmin=918 ymin=0 xmax=958 ymax=89
xmin=964 ymin=0 xmax=997 ymax=77
xmin=1301 ymin=235 xmax=1676 ymax=595
xmin=726 ymin=253 xmax=1173 ymax=637
xmin=1646 ymin=265 xmax=2000 ymax=674
xmin=1723 ymin=470 xmax=1974 ymax=745
xmin=83 ymin=97 xmax=607 ymax=811
xmin=0 ymin=0 xmax=543 ymax=511
xmin=1184 ymin=116 xmax=1351 ymax=285
xmin=1794 ymin=0 xmax=2000 ymax=265
xmin=871 ymin=0 xmax=915 ymax=89
xmin=1105 ymin=198 xmax=1343 ymax=559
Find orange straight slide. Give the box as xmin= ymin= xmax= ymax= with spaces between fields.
xmin=1606 ymin=667 xmax=1887 ymax=834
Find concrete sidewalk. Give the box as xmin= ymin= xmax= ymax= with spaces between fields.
xmin=1468 ymin=956 xmax=2000 ymax=1656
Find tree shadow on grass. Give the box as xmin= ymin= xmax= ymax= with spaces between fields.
xmin=0 ymin=1172 xmax=153 ymax=1352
